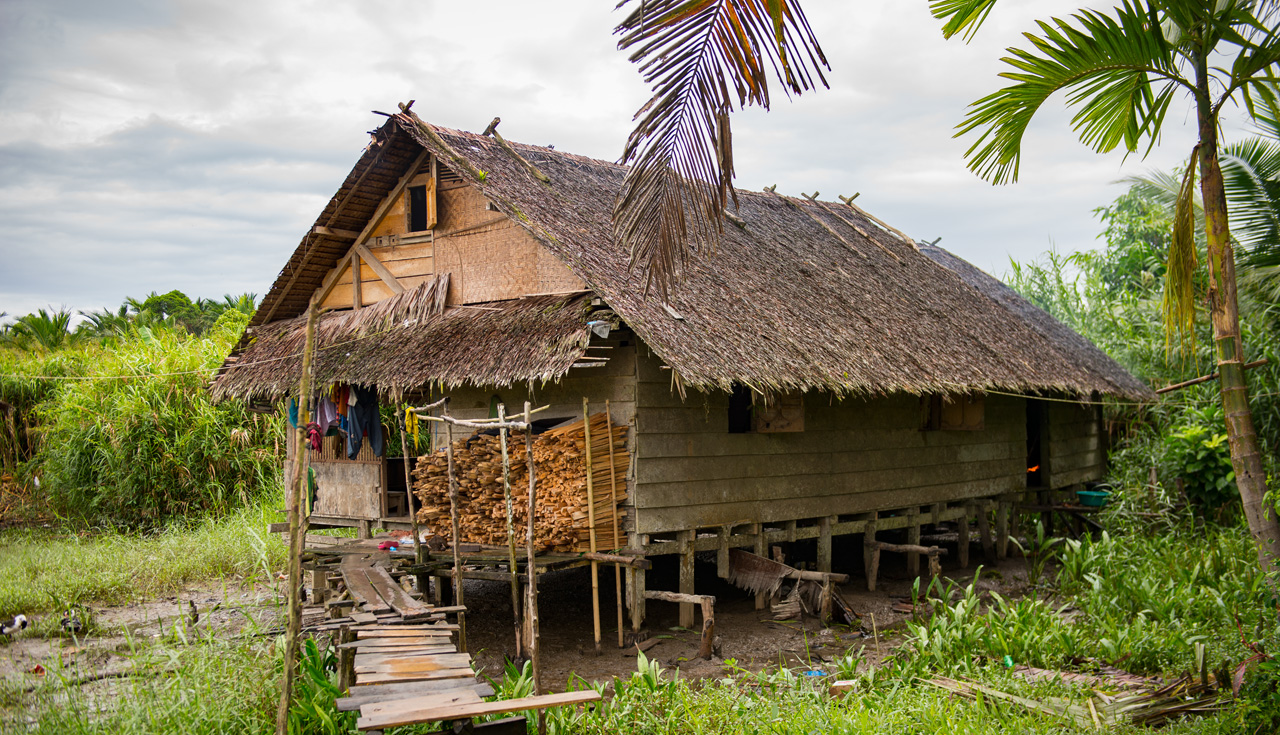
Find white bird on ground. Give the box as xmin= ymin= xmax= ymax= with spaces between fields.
xmin=1 ymin=614 xmax=28 ymax=636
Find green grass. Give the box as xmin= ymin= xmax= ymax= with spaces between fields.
xmin=0 ymin=502 xmax=287 ymax=618
xmin=2 ymin=633 xmax=280 ymax=734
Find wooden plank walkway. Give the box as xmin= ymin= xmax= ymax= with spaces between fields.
xmin=310 ymin=537 xmax=600 ymax=733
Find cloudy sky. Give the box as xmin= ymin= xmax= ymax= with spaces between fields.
xmin=0 ymin=0 xmax=1223 ymax=319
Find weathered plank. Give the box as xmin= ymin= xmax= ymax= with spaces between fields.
xmin=336 ymin=680 xmax=493 ymax=711
xmin=364 ymin=566 xmax=436 ymax=620
xmin=340 ymin=566 xmax=394 ymax=614
xmin=357 ymin=690 xmax=602 ymax=731
xmin=354 ymin=667 xmax=477 ymax=685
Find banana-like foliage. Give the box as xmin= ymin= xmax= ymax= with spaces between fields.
xmin=613 ymin=0 xmax=828 ymax=297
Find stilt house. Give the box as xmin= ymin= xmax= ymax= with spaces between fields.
xmin=212 ymin=108 xmax=1151 ymax=614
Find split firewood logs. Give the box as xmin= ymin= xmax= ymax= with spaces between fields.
xmin=413 ymin=412 xmax=628 ymax=553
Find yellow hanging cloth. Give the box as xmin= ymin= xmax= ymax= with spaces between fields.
xmin=404 ymin=406 xmax=419 ymax=455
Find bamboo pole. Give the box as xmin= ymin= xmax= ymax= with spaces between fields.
xmin=605 ymin=401 xmax=624 ymax=648
xmin=524 ymin=401 xmax=544 ymax=735
xmin=399 ymin=409 xmax=423 ymax=565
xmin=498 ymin=403 xmax=522 ymax=658
xmin=276 ymin=301 xmax=318 ymax=735
xmin=442 ymin=398 xmax=465 ymax=653
xmin=583 ymin=398 xmax=601 ymax=655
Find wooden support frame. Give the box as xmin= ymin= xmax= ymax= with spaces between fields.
xmin=677 ymin=530 xmax=696 ymax=628
xmin=644 ymin=590 xmax=716 ymax=660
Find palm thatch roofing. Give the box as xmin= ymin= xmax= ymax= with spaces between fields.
xmin=212 ymin=276 xmax=604 ymax=401
xmin=217 ymin=109 xmax=1153 ymax=402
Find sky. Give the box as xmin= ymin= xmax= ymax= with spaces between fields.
xmin=0 ymin=0 xmax=1228 ymax=320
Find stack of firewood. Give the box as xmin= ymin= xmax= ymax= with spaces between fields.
xmin=412 ymin=412 xmax=628 ymax=552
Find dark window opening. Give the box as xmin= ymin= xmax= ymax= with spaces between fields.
xmin=728 ymin=384 xmax=753 ymax=434
xmin=920 ymin=393 xmax=985 ymax=431
xmin=1026 ymin=399 xmax=1045 ymax=487
xmin=409 ymin=185 xmax=429 ymax=232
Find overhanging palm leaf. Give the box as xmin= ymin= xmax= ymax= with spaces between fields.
xmin=613 ymin=0 xmax=828 ymax=296
xmin=955 ymin=1 xmax=1186 ymax=184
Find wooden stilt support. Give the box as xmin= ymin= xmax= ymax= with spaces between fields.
xmin=863 ymin=512 xmax=880 ymax=592
xmin=753 ymin=524 xmax=767 ymax=610
xmin=357 ymin=520 xmax=372 ymax=540
xmin=310 ymin=568 xmax=328 ymax=605
xmin=977 ymin=501 xmax=994 ymax=560
xmin=644 ymin=590 xmax=716 ymax=660
xmin=716 ymin=526 xmax=730 ymax=579
xmin=604 ymin=402 xmax=625 ymax=649
xmin=523 ymin=401 xmax=545 ymax=735
xmin=996 ymin=501 xmax=1010 ymax=560
xmin=497 ymin=404 xmax=521 ymax=658
xmin=906 ymin=507 xmax=921 ymax=578
xmin=583 ymin=398 xmax=602 ymax=654
xmin=678 ymin=530 xmax=696 ymax=628
xmin=817 ymin=516 xmax=834 ymax=574
xmin=442 ymin=399 xmax=466 ymax=653
xmin=958 ymin=503 xmax=972 ymax=568
xmin=336 ymin=624 xmax=355 ymax=691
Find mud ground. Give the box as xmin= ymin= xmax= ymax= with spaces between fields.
xmin=1 ymin=541 xmax=1033 ymax=695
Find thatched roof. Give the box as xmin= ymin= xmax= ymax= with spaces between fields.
xmin=212 ymin=275 xmax=602 ymax=401
xmin=225 ymin=110 xmax=1153 ymax=401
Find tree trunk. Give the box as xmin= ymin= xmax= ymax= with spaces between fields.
xmin=1194 ymin=53 xmax=1280 ymax=576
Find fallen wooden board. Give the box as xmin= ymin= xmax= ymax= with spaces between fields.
xmin=341 ymin=566 xmax=394 ymax=614
xmin=336 ymin=680 xmax=494 ymax=711
xmin=355 ymin=651 xmax=467 ymax=667
xmin=350 ymin=612 xmax=379 ymax=624
xmin=355 ymin=667 xmax=477 ymax=685
xmin=358 ymin=690 xmax=483 ymax=721
xmin=357 ymin=690 xmax=602 ymax=731
xmin=365 ymin=565 xmax=436 ymax=620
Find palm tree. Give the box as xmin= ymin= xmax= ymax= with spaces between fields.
xmin=932 ymin=0 xmax=1280 ymax=573
xmin=612 ymin=1 xmax=829 ymax=297
xmin=7 ymin=308 xmax=80 ymax=352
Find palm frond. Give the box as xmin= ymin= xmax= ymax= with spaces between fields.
xmin=1163 ymin=151 xmax=1199 ymax=358
xmin=1220 ymin=135 xmax=1280 ymax=260
xmin=956 ymin=1 xmax=1183 ymax=184
xmin=930 ymin=0 xmax=1000 ymax=42
xmin=614 ymin=0 xmax=828 ymax=296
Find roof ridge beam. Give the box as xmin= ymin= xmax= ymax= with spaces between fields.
xmin=838 ymin=194 xmax=919 ymax=251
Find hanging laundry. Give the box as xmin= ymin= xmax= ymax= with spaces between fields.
xmin=288 ymin=397 xmax=299 ymax=429
xmin=346 ymin=385 xmax=384 ymax=459
xmin=315 ymin=394 xmax=338 ymax=433
xmin=305 ymin=422 xmax=324 ymax=451
xmin=333 ymin=385 xmax=350 ymax=418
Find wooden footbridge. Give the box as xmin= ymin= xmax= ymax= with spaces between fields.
xmin=303 ymin=538 xmax=600 ymax=733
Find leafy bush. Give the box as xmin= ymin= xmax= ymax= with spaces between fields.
xmin=2 ymin=311 xmax=283 ymax=526
xmin=1162 ymin=423 xmax=1236 ymax=512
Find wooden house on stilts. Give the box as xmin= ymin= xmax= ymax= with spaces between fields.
xmin=212 ymin=106 xmax=1152 ymax=629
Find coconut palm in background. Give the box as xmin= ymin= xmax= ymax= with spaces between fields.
xmin=930 ymin=0 xmax=1280 ymax=573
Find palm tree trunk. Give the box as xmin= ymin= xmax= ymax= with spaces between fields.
xmin=1194 ymin=52 xmax=1280 ymax=575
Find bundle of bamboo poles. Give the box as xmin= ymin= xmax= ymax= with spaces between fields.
xmin=412 ymin=412 xmax=628 ymax=552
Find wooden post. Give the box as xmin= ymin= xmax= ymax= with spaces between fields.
xmin=977 ymin=501 xmax=994 ymax=560
xmin=442 ymin=399 xmax=466 ymax=653
xmin=498 ymin=404 xmax=522 ymax=658
xmin=336 ymin=624 xmax=355 ymax=692
xmin=583 ymin=398 xmax=602 ymax=654
xmin=863 ymin=512 xmax=879 ymax=592
xmin=700 ymin=597 xmax=716 ymax=660
xmin=817 ymin=516 xmax=834 ymax=574
xmin=399 ymin=409 xmax=424 ymax=565
xmin=523 ymin=401 xmax=544 ymax=735
xmin=351 ymin=252 xmax=362 ymax=310
xmin=678 ymin=530 xmax=696 ymax=628
xmin=276 ymin=301 xmax=317 ymax=735
xmin=716 ymin=526 xmax=730 ymax=579
xmin=906 ymin=507 xmax=921 ymax=578
xmin=996 ymin=501 xmax=1010 ymax=560
xmin=753 ymin=524 xmax=767 ymax=610
xmin=310 ymin=568 xmax=328 ymax=605
xmin=958 ymin=503 xmax=972 ymax=568
xmin=604 ymin=402 xmax=625 ymax=649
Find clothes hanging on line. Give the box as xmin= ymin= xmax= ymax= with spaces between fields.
xmin=346 ymin=385 xmax=384 ymax=459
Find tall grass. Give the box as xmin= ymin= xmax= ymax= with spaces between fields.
xmin=1 ymin=310 xmax=285 ymax=525
xmin=0 ymin=501 xmax=287 ymax=618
